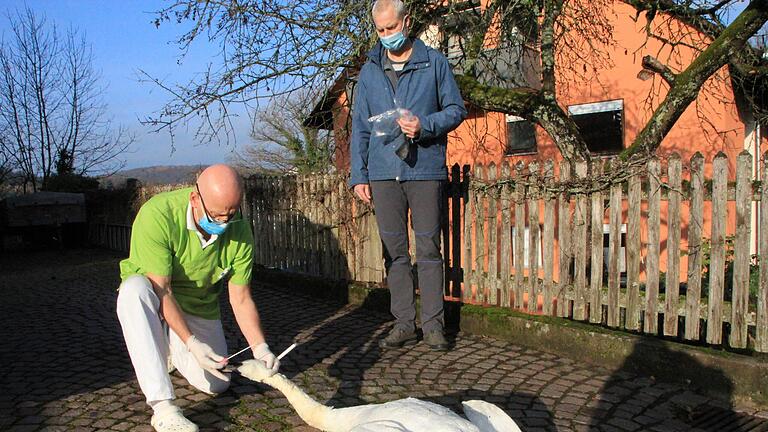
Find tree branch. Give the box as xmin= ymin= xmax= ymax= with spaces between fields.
xmin=454 ymin=74 xmax=540 ymax=115
xmin=541 ymin=0 xmax=563 ymax=99
xmin=621 ymin=0 xmax=724 ymax=39
xmin=455 ymin=74 xmax=590 ymax=162
xmin=622 ymin=0 xmax=768 ymax=158
xmin=642 ymin=55 xmax=678 ymax=85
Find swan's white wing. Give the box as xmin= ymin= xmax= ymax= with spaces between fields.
xmin=349 ymin=420 xmax=410 ymax=431
xmin=337 ymin=398 xmax=479 ymax=432
xmin=462 ymin=400 xmax=522 ymax=432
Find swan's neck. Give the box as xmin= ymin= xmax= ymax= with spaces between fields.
xmin=262 ymin=374 xmax=337 ymax=431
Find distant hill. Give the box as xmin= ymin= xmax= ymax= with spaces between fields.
xmin=101 ymin=165 xmax=206 ymax=188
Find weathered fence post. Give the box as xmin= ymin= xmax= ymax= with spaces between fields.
xmin=645 ymin=158 xmax=661 ymax=334
xmin=487 ymin=163 xmax=499 ymax=305
xmin=707 ymin=152 xmax=728 ymax=345
xmin=528 ymin=162 xmax=540 ymax=314
xmin=557 ymin=163 xmax=572 ymax=317
xmin=758 ymin=152 xmax=768 ymax=353
xmin=573 ymin=161 xmax=588 ymax=321
xmin=500 ymin=162 xmax=513 ymax=307
xmin=730 ymin=151 xmax=753 ymax=348
xmin=608 ymin=159 xmax=623 ymax=328
xmin=514 ymin=161 xmax=526 ymax=309
xmin=463 ymin=165 xmax=474 ymax=303
xmin=685 ymin=153 xmax=704 ymax=341
xmin=475 ymin=164 xmax=486 ymax=303
xmin=542 ymin=161 xmax=555 ymax=316
xmin=664 ymin=154 xmax=682 ymax=336
xmin=626 ymin=166 xmax=641 ymax=331
xmin=589 ymin=160 xmax=604 ymax=324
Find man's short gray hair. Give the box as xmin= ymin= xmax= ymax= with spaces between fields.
xmin=372 ymin=0 xmax=406 ymax=19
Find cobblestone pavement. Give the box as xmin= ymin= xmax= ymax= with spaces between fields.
xmin=2 ymin=248 xmax=767 ymax=432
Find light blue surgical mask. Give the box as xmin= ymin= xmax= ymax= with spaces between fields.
xmin=380 ymin=31 xmax=407 ymax=51
xmin=379 ymin=16 xmax=409 ymax=52
xmin=198 ymin=215 xmax=229 ymax=236
xmin=194 ymin=183 xmax=237 ymax=236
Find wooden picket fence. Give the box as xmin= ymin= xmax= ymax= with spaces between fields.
xmin=246 ymin=151 xmax=768 ymax=352
xmin=463 ymin=152 xmax=767 ymax=352
xmin=88 ymin=223 xmax=131 ymax=252
xmin=245 ymin=174 xmax=381 ymax=283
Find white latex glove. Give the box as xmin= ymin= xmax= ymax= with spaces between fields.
xmin=252 ymin=342 xmax=279 ymax=375
xmin=238 ymin=359 xmax=272 ymax=383
xmin=186 ymin=335 xmax=228 ymax=381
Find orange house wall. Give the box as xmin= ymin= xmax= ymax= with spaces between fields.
xmin=330 ymin=2 xmax=765 ymax=286
xmin=332 ymin=91 xmax=352 ymax=174
xmin=448 ymin=2 xmax=750 ymax=170
xmin=444 ymin=2 xmax=760 ymax=284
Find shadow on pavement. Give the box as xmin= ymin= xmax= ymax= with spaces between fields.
xmin=190 ymin=284 xmax=556 ymax=431
xmin=0 ymin=249 xmax=139 ymax=427
xmin=0 ymin=246 xmax=352 ymax=430
xmin=591 ymin=337 xmax=742 ymax=431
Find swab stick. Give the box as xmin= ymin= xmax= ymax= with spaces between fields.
xmin=276 ymin=343 xmax=297 ymax=360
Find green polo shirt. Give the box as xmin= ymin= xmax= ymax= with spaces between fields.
xmin=119 ymin=187 xmax=254 ymax=320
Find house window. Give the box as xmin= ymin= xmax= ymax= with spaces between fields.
xmin=440 ymin=3 xmax=481 ymax=66
xmin=568 ymin=99 xmax=624 ymax=154
xmin=505 ymin=115 xmax=537 ymax=154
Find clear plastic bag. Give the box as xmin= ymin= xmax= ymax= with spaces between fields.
xmin=368 ymin=106 xmax=416 ymax=160
xmin=368 ymin=108 xmax=413 ymax=138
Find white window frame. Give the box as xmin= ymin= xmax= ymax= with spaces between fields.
xmin=567 ymin=99 xmax=625 ymax=155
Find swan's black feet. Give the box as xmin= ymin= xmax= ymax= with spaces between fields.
xmin=423 ymin=331 xmax=449 ymax=351
xmin=379 ymin=328 xmax=418 ymax=349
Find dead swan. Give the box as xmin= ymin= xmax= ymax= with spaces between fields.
xmin=238 ymin=360 xmax=522 ymax=432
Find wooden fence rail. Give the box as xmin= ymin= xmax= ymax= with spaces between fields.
xmin=89 ymin=151 xmax=768 ymax=352
xmin=243 ymin=151 xmax=768 ymax=352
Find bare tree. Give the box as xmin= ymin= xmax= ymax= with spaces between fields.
xmin=231 ymin=90 xmax=334 ymax=174
xmin=0 ymin=7 xmax=133 ymax=192
xmin=149 ymin=0 xmax=767 ymax=165
xmin=0 ymin=146 xmax=9 ymax=189
xmin=142 ymin=1 xmax=371 ymax=147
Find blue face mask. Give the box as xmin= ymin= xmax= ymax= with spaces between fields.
xmin=379 ymin=16 xmax=409 ymax=52
xmin=198 ymin=214 xmax=229 ymax=236
xmin=194 ymin=183 xmax=236 ymax=236
xmin=380 ymin=31 xmax=407 ymax=51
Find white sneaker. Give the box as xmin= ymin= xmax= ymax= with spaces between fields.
xmin=151 ymin=404 xmax=198 ymax=432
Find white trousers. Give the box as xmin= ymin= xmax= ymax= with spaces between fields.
xmin=116 ymin=274 xmax=230 ymax=404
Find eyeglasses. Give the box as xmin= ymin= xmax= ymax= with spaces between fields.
xmin=195 ymin=184 xmax=242 ymax=225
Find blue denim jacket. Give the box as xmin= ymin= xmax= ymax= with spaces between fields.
xmin=349 ymin=38 xmax=467 ymax=186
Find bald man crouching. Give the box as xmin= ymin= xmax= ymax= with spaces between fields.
xmin=116 ymin=164 xmax=278 ymax=432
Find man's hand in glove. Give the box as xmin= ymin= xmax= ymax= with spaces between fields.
xmin=186 ymin=335 xmax=228 ymax=380
xmin=252 ymin=343 xmax=280 ymax=375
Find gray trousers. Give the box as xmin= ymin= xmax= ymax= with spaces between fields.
xmin=370 ymin=180 xmax=444 ymax=334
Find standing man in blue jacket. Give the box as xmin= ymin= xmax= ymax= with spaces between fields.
xmin=350 ymin=0 xmax=467 ymax=351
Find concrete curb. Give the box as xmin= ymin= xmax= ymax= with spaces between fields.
xmin=458 ymin=304 xmax=768 ymax=409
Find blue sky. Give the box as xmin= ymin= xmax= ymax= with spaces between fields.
xmin=0 ymin=1 xmax=757 ymax=171
xmin=0 ymin=0 xmax=251 ymax=170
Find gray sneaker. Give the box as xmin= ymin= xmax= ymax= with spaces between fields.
xmin=423 ymin=331 xmax=449 ymax=351
xmin=379 ymin=327 xmax=418 ymax=349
